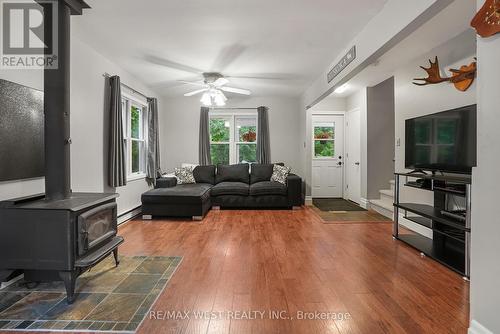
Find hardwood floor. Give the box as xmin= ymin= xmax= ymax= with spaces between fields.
xmin=115 ymin=207 xmax=469 ymax=334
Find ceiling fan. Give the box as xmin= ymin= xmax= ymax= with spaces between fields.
xmin=182 ymin=72 xmax=251 ymax=107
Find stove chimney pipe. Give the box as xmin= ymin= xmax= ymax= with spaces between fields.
xmin=40 ymin=0 xmax=90 ymax=201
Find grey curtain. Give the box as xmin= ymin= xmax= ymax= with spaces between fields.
xmin=146 ymin=97 xmax=161 ymax=186
xmin=199 ymin=107 xmax=211 ymax=165
xmin=108 ymin=76 xmax=127 ymax=187
xmin=257 ymin=106 xmax=271 ymax=163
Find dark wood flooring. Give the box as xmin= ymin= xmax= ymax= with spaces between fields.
xmin=7 ymin=207 xmax=469 ymax=334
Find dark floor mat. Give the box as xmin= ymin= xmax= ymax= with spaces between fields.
xmin=312 ymin=198 xmax=367 ymax=212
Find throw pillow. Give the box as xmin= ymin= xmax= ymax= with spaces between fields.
xmin=174 ymin=166 xmax=196 ymax=184
xmin=270 ymin=164 xmax=291 ymax=185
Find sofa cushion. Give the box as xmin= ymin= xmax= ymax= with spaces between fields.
xmin=250 ymin=164 xmax=274 ymax=184
xmin=211 ymin=182 xmax=249 ymax=196
xmin=174 ymin=166 xmax=195 ymax=184
xmin=250 ymin=181 xmax=287 ymax=196
xmin=141 ymin=183 xmax=212 ymax=205
xmin=215 ymin=163 xmax=249 ymax=184
xmin=193 ymin=165 xmax=215 ymax=184
xmin=271 ymin=164 xmax=291 ymax=185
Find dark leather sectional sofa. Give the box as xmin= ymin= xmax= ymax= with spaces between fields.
xmin=141 ymin=163 xmax=303 ymax=220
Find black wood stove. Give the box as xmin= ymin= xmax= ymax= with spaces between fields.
xmin=0 ymin=0 xmax=123 ymax=304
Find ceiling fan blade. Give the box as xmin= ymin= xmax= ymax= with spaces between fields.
xmin=178 ymin=80 xmax=207 ymax=87
xmin=220 ymin=86 xmax=251 ymax=95
xmin=184 ymin=88 xmax=208 ymax=97
xmin=214 ymin=78 xmax=229 ymax=87
xmin=211 ymin=44 xmax=247 ymax=72
xmin=144 ymin=55 xmax=204 ymax=75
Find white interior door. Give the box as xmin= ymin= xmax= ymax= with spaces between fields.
xmin=346 ymin=109 xmax=361 ymax=204
xmin=311 ymin=115 xmax=344 ymax=198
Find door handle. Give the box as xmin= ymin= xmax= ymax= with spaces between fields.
xmin=355 ymin=162 xmax=360 ymax=165
xmin=338 ymin=162 xmax=343 ymax=166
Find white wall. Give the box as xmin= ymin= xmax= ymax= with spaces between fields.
xmin=394 ymin=30 xmax=476 ymax=208
xmin=0 ymin=35 xmax=164 ymax=216
xmin=161 ymin=96 xmax=302 ymax=175
xmin=469 ymin=1 xmax=500 ymax=332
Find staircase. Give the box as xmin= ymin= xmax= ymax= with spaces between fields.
xmin=370 ymin=180 xmax=395 ymax=219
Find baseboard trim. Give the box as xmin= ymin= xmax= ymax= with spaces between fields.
xmin=118 ymin=206 xmax=142 ymax=226
xmin=360 ymin=198 xmax=370 ymax=209
xmin=305 ymin=196 xmax=313 ymax=206
xmin=469 ymin=320 xmax=494 ymax=334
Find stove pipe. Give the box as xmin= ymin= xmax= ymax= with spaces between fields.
xmin=42 ymin=0 xmax=88 ymax=200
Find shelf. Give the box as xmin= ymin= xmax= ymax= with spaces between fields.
xmin=397 ymin=234 xmax=465 ymax=276
xmin=395 ymin=172 xmax=471 ymax=184
xmin=433 ymin=186 xmax=466 ymax=197
xmin=404 ymin=216 xmax=432 ymax=229
xmin=404 ymin=183 xmax=432 ymax=191
xmin=395 ymin=203 xmax=469 ymax=232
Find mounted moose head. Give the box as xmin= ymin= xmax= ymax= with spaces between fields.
xmin=412 ymin=57 xmax=477 ymax=92
xmin=471 ymin=0 xmax=500 ymax=38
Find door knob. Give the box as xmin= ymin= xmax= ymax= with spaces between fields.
xmin=338 ymin=156 xmax=342 ymax=159
xmin=355 ymin=162 xmax=360 ymax=165
xmin=338 ymin=161 xmax=343 ymax=166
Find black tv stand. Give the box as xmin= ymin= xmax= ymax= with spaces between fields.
xmin=407 ymin=169 xmax=428 ymax=175
xmin=393 ymin=172 xmax=471 ymax=279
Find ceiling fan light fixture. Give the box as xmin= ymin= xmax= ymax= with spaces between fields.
xmin=200 ymin=92 xmax=212 ymax=106
xmin=214 ymin=93 xmax=226 ymax=107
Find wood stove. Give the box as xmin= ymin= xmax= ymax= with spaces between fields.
xmin=0 ymin=0 xmax=124 ymax=304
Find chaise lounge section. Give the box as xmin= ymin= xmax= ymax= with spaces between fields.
xmin=141 ymin=163 xmax=303 ymax=220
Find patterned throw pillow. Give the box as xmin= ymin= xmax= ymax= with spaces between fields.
xmin=270 ymin=164 xmax=291 ymax=185
xmin=174 ymin=166 xmax=196 ymax=184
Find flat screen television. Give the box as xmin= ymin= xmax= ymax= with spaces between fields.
xmin=0 ymin=79 xmax=44 ymax=182
xmin=405 ymin=104 xmax=477 ymax=174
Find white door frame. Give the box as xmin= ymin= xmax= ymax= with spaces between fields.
xmin=344 ymin=108 xmax=362 ymax=204
xmin=310 ymin=111 xmax=346 ymax=198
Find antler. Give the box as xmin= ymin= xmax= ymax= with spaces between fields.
xmin=413 ymin=57 xmax=451 ymax=86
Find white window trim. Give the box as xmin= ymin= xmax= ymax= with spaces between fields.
xmin=209 ymin=111 xmax=258 ymax=165
xmin=122 ymin=91 xmax=148 ymax=181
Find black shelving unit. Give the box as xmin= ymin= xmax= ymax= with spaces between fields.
xmin=393 ymin=172 xmax=471 ymax=279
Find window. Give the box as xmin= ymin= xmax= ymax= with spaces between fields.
xmin=209 ymin=113 xmax=257 ymax=165
xmin=122 ymin=93 xmax=148 ymax=180
xmin=314 ymin=124 xmax=335 ymax=158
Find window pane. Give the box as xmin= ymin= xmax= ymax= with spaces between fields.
xmin=314 ymin=140 xmax=334 ymax=158
xmin=314 ymin=126 xmax=334 ymax=139
xmin=238 ymin=144 xmax=257 ymax=163
xmin=132 ymin=140 xmax=140 ymax=173
xmin=131 ymin=105 xmax=141 ymax=139
xmin=210 ymin=118 xmax=230 ymax=142
xmin=236 ymin=117 xmax=257 ymax=142
xmin=210 ymin=144 xmax=230 ymax=165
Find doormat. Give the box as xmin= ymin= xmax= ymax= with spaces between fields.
xmin=312 ymin=198 xmax=367 ymax=212
xmin=0 ymin=255 xmax=182 ymax=333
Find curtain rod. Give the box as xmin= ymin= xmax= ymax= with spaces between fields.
xmin=209 ymin=107 xmax=257 ymax=110
xmin=102 ymin=72 xmax=149 ymax=100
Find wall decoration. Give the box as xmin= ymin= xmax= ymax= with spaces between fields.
xmin=412 ymin=57 xmax=477 ymax=92
xmin=327 ymin=46 xmax=356 ymax=83
xmin=471 ymin=0 xmax=500 ymax=38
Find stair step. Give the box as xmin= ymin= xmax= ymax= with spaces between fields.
xmin=370 ymin=199 xmax=394 ymax=211
xmin=379 ymin=191 xmax=394 ymax=203
xmin=370 ymin=199 xmax=394 ymax=219
xmin=379 ymin=189 xmax=393 ymax=197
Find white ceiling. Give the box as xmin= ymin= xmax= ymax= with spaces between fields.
xmin=73 ymin=0 xmax=388 ymax=97
xmin=329 ymin=0 xmax=477 ymax=99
